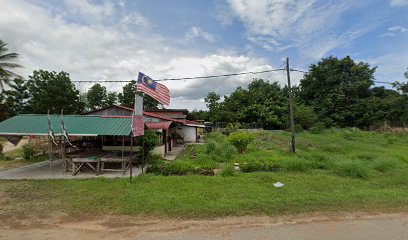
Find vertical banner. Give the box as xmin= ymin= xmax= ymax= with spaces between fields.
xmin=132 ymin=93 xmax=144 ymax=136
xmin=132 ymin=115 xmax=144 ymax=136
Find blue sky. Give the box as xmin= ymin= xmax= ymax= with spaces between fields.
xmin=1 ymin=0 xmax=407 ymax=110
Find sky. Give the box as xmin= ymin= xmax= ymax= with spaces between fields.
xmin=1 ymin=0 xmax=407 ymax=110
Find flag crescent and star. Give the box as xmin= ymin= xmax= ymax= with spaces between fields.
xmin=132 ymin=72 xmax=171 ymax=137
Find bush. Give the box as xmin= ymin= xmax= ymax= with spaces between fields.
xmin=221 ymin=164 xmax=236 ymax=177
xmin=309 ymin=122 xmax=325 ymax=134
xmin=240 ymin=159 xmax=281 ymax=172
xmin=0 ymin=143 xmax=3 ymax=158
xmin=205 ymin=132 xmax=225 ymax=142
xmin=283 ymin=158 xmax=309 ymax=172
xmin=295 ymin=124 xmax=303 ymax=133
xmin=141 ymin=130 xmax=159 ymax=159
xmin=333 ymin=160 xmax=369 ymax=179
xmin=148 ymin=158 xmax=217 ymax=176
xmin=206 ymin=141 xmax=217 ymax=154
xmin=223 ymin=143 xmax=237 ymax=159
xmin=225 ymin=122 xmax=241 ymax=135
xmin=22 ymin=144 xmax=36 ymax=160
xmin=373 ymin=159 xmax=397 ymax=172
xmin=226 ymin=132 xmax=255 ymax=154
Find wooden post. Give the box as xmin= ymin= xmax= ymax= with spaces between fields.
xmin=142 ymin=139 xmax=145 ymax=174
xmin=129 ymin=135 xmax=133 ymax=182
xmin=286 ymin=57 xmax=296 ymax=153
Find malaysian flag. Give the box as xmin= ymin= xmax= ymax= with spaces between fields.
xmin=137 ymin=72 xmax=170 ymax=106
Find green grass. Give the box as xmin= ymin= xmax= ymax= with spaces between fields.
xmin=1 ymin=171 xmax=407 ymax=218
xmin=1 ymin=130 xmax=407 ymax=218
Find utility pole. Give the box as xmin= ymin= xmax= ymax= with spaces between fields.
xmin=286 ymin=58 xmax=296 ymax=153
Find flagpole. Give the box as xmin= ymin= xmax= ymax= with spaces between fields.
xmin=60 ymin=109 xmax=65 ymax=174
xmin=141 ymin=91 xmax=145 ymax=174
xmin=48 ymin=110 xmax=52 ymax=171
xmin=129 ymin=81 xmax=138 ymax=182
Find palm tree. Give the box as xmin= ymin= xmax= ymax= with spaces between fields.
xmin=0 ymin=39 xmax=22 ymax=91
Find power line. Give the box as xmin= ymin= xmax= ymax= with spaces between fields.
xmin=67 ymin=68 xmax=286 ymax=83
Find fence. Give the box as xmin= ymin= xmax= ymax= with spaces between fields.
xmin=368 ymin=120 xmax=407 ymax=133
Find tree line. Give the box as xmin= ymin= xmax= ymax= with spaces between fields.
xmin=1 ymin=39 xmax=408 ymax=129
xmin=188 ymin=56 xmax=408 ymax=130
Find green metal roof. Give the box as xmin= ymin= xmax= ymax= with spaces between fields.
xmin=0 ymin=115 xmax=132 ymax=136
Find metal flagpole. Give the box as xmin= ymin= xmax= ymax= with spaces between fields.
xmin=130 ymin=134 xmax=133 ymax=182
xmin=129 ymin=80 xmax=138 ymax=182
xmin=60 ymin=109 xmax=66 ymax=173
xmin=48 ymin=110 xmax=52 ymax=171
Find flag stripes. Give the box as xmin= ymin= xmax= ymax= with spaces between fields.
xmin=137 ymin=72 xmax=171 ymax=106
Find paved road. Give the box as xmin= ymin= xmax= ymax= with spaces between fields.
xmin=0 ymin=213 xmax=406 ymax=239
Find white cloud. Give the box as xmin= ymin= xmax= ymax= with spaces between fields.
xmin=184 ymin=26 xmax=218 ymax=43
xmin=63 ymin=0 xmax=114 ymax=22
xmin=390 ymin=0 xmax=408 ymax=6
xmin=0 ymin=0 xmax=282 ymax=110
xmin=225 ymin=0 xmax=376 ymax=60
xmin=212 ymin=2 xmax=235 ymax=27
xmin=378 ymin=26 xmax=407 ymax=37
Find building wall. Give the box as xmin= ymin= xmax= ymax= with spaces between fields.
xmin=175 ymin=126 xmax=197 ymax=143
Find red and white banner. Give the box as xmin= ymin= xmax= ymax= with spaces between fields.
xmin=132 ymin=115 xmax=144 ymax=137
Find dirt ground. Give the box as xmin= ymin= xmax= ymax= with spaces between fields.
xmin=0 ymin=212 xmax=406 ymax=240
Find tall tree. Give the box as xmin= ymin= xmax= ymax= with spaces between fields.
xmin=86 ymin=83 xmax=108 ymax=110
xmin=0 ymin=39 xmax=23 ymax=91
xmin=5 ymin=78 xmax=30 ymax=115
xmin=27 ymin=70 xmax=81 ymax=114
xmin=0 ymin=93 xmax=11 ymax=121
xmin=300 ymin=56 xmax=376 ymax=127
xmin=105 ymin=92 xmax=118 ymax=106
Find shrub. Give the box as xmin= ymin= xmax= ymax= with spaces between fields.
xmin=333 ymin=160 xmax=369 ymax=179
xmin=295 ymin=124 xmax=303 ymax=133
xmin=226 ymin=132 xmax=255 ymax=154
xmin=221 ymin=164 xmax=236 ymax=177
xmin=225 ymin=122 xmax=241 ymax=135
xmin=373 ymin=159 xmax=397 ymax=172
xmin=283 ymin=158 xmax=309 ymax=172
xmin=309 ymin=122 xmax=325 ymax=134
xmin=141 ymin=130 xmax=159 ymax=159
xmin=0 ymin=143 xmax=3 ymax=158
xmin=223 ymin=143 xmax=237 ymax=159
xmin=146 ymin=158 xmax=166 ymax=175
xmin=205 ymin=132 xmax=225 ymax=142
xmin=206 ymin=141 xmax=217 ymax=154
xmin=240 ymin=159 xmax=281 ymax=172
xmin=22 ymin=144 xmax=36 ymax=160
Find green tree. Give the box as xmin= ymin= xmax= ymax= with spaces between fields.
xmin=86 ymin=83 xmax=107 ymax=110
xmin=294 ymin=104 xmax=318 ymax=130
xmin=0 ymin=39 xmax=23 ymax=91
xmin=204 ymin=91 xmax=221 ymax=122
xmin=300 ymin=56 xmax=376 ymax=127
xmin=0 ymin=93 xmax=11 ymax=121
xmin=106 ymin=92 xmax=118 ymax=106
xmin=187 ymin=109 xmax=209 ymax=121
xmin=5 ymin=78 xmax=30 ymax=115
xmin=27 ymin=70 xmax=81 ymax=114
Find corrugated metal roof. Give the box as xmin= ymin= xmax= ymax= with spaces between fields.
xmin=0 ymin=114 xmax=132 ymax=136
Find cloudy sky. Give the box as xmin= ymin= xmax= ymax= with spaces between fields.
xmin=1 ymin=0 xmax=407 ymax=110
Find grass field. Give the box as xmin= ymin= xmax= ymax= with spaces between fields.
xmin=0 ymin=130 xmax=407 ymax=218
